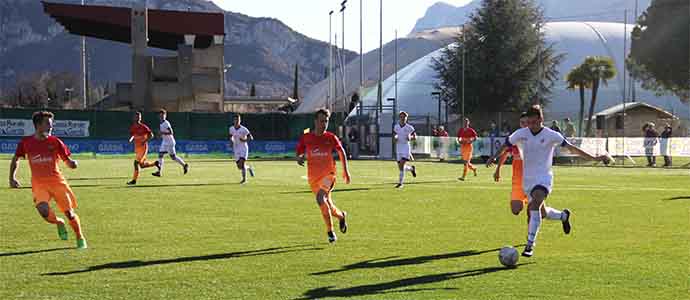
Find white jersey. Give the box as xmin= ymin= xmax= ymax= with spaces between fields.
xmin=508 ymin=127 xmax=567 ymax=180
xmin=229 ymin=125 xmax=251 ymax=157
xmin=394 ymin=123 xmax=415 ymax=148
xmin=160 ymin=120 xmax=175 ymax=144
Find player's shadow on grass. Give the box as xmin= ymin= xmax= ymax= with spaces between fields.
xmin=105 ymin=182 xmax=230 ymax=189
xmin=665 ymin=196 xmax=690 ymax=201
xmin=0 ymin=247 xmax=73 ymax=258
xmin=67 ymin=176 xmax=130 ymax=181
xmin=12 ymin=183 xmax=112 ymax=189
xmin=310 ymin=246 xmax=522 ymax=276
xmin=279 ymin=188 xmax=373 ymax=194
xmin=297 ymin=264 xmax=531 ymax=299
xmin=42 ymin=245 xmax=322 ymax=276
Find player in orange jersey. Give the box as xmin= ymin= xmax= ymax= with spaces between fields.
xmin=492 ymin=113 xmax=530 ymax=217
xmin=127 ymin=111 xmax=158 ymax=185
xmin=8 ymin=111 xmax=87 ymax=249
xmin=296 ymin=108 xmax=351 ymax=243
xmin=456 ymin=117 xmax=478 ymax=181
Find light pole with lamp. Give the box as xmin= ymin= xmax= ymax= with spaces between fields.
xmin=328 ymin=10 xmax=334 ymax=111
xmin=387 ymin=97 xmax=397 ymax=154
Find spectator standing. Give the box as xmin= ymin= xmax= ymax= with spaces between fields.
xmin=563 ymin=118 xmax=576 ymax=138
xmin=550 ymin=120 xmax=561 ymax=133
xmin=660 ymin=124 xmax=672 ymax=167
xmin=643 ymin=122 xmax=659 ymax=167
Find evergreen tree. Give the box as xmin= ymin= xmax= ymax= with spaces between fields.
xmin=432 ymin=0 xmax=563 ymax=115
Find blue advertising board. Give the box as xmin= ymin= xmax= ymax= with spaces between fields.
xmin=0 ymin=139 xmax=298 ymax=155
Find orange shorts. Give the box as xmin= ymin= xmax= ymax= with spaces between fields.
xmin=461 ymin=144 xmax=473 ymax=161
xmin=32 ymin=180 xmax=78 ymax=213
xmin=309 ymin=174 xmax=336 ymax=195
xmin=511 ymin=181 xmax=528 ymax=204
xmin=135 ymin=146 xmax=148 ymax=162
xmin=511 ymin=161 xmax=526 ymax=203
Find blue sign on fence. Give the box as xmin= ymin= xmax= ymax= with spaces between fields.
xmin=0 ymin=139 xmax=298 ymax=155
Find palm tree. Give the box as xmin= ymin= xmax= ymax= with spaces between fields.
xmin=582 ymin=56 xmax=617 ymax=137
xmin=565 ymin=65 xmax=591 ymax=137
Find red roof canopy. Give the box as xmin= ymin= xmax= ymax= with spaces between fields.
xmin=42 ymin=1 xmax=225 ymax=50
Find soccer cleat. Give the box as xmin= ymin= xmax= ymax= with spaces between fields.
xmin=248 ymin=167 xmax=255 ymax=177
xmin=127 ymin=180 xmax=137 ymax=185
xmin=458 ymin=177 xmax=465 ymax=181
xmin=152 ymin=171 xmax=161 ymax=177
xmin=76 ymin=238 xmax=88 ymax=249
xmin=339 ymin=211 xmax=348 ymax=234
xmin=395 ymin=183 xmax=403 ymax=189
xmin=183 ymin=163 xmax=189 ymax=175
xmin=521 ymin=245 xmax=534 ymax=257
xmin=562 ymin=209 xmax=572 ymax=234
xmin=240 ymin=179 xmax=246 ymax=185
xmin=327 ymin=231 xmax=337 ymax=243
xmin=57 ymin=223 xmax=68 ymax=240
xmin=473 ymin=169 xmax=478 ymax=176
xmin=410 ymin=166 xmax=417 ymax=178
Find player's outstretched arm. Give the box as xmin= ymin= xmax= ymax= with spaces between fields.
xmin=9 ymin=155 xmax=21 ymax=188
xmin=336 ymin=144 xmax=351 ymax=184
xmin=563 ymin=144 xmax=610 ymax=163
xmin=486 ymin=144 xmax=510 ymax=168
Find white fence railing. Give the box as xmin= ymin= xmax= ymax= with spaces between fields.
xmin=410 ymin=137 xmax=684 ymax=158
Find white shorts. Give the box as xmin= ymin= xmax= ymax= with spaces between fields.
xmin=523 ymin=175 xmax=553 ymax=203
xmin=159 ymin=142 xmax=177 ymax=155
xmin=396 ymin=144 xmax=412 ymax=162
xmin=396 ymin=151 xmax=412 ymax=162
xmin=233 ymin=148 xmax=248 ymax=161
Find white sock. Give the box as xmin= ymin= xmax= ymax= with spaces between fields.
xmin=544 ymin=206 xmax=564 ymax=221
xmin=404 ymin=165 xmax=413 ymax=172
xmin=399 ymin=170 xmax=405 ymax=184
xmin=158 ymin=158 xmax=164 ymax=173
xmin=173 ymin=156 xmax=186 ymax=166
xmin=527 ymin=210 xmax=542 ymax=247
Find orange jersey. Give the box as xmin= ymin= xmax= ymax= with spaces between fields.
xmin=457 ymin=127 xmax=477 ymax=143
xmin=15 ymin=135 xmax=71 ymax=183
xmin=129 ymin=122 xmax=152 ymax=149
xmin=509 ymin=145 xmax=522 ymax=161
xmin=296 ymin=132 xmax=342 ymax=181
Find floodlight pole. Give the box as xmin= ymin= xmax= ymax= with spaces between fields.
xmin=328 ymin=10 xmax=333 ymax=111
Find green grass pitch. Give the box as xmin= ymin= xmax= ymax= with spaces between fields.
xmin=1 ymin=158 xmax=688 ymax=299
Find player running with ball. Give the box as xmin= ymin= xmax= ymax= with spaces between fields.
xmin=487 ymin=105 xmax=611 ymax=257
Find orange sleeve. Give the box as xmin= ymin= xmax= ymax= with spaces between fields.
xmin=296 ymin=135 xmax=306 ymax=155
xmin=55 ymin=138 xmax=71 ymax=161
xmin=14 ymin=139 xmax=26 ymax=158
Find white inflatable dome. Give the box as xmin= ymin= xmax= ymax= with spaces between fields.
xmin=348 ymin=22 xmax=685 ymax=122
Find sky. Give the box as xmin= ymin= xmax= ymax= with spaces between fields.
xmin=212 ymin=0 xmax=471 ymax=53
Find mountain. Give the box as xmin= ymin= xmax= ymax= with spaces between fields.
xmin=0 ymin=0 xmax=356 ymax=100
xmin=410 ymin=0 xmax=652 ymax=34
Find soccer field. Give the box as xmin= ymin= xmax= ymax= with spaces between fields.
xmin=1 ymin=158 xmax=688 ymax=300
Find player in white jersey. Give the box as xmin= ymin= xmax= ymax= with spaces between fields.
xmin=393 ymin=111 xmax=417 ymax=188
xmin=229 ymin=114 xmax=255 ymax=184
xmin=152 ymin=109 xmax=189 ymax=177
xmin=487 ymin=105 xmax=610 ymax=258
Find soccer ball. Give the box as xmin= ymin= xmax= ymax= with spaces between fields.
xmin=498 ymin=246 xmax=519 ymax=267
